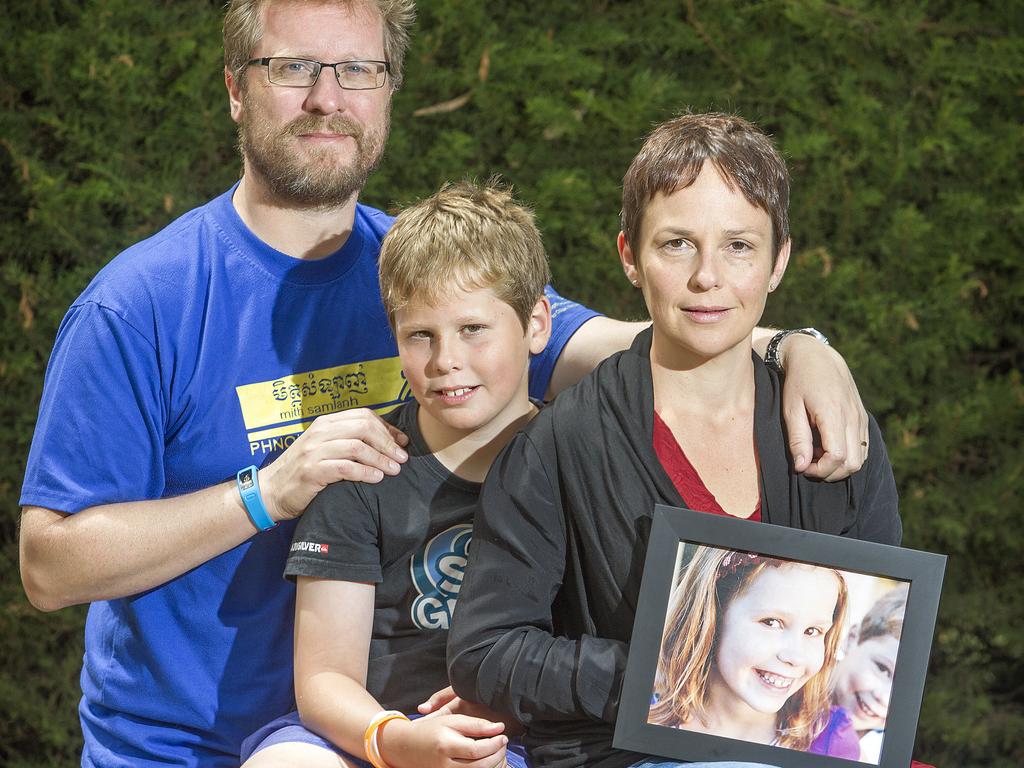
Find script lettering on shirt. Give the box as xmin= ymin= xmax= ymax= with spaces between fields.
xmin=236 ymin=357 xmax=413 ymax=458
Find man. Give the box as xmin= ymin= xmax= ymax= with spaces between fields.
xmin=18 ymin=1 xmax=868 ymax=766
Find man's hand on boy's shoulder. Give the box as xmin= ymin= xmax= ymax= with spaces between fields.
xmin=419 ymin=686 xmax=526 ymax=737
xmin=261 ymin=409 xmax=410 ymax=522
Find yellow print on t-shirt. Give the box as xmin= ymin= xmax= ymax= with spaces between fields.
xmin=236 ymin=356 xmax=411 ymax=456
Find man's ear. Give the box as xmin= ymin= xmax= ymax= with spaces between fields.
xmin=617 ymin=231 xmax=640 ymax=288
xmin=527 ymin=295 xmax=552 ymax=356
xmin=225 ymin=66 xmax=244 ymax=124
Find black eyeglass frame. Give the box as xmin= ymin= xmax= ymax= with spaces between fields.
xmin=246 ymin=57 xmax=391 ymax=90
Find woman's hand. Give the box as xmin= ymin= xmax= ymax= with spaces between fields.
xmin=418 ymin=686 xmax=525 ymax=736
xmin=378 ymin=714 xmax=508 ymax=768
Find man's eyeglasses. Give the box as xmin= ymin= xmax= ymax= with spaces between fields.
xmin=247 ymin=57 xmax=390 ymax=90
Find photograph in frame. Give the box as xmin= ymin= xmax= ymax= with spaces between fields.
xmin=613 ymin=505 xmax=946 ymax=768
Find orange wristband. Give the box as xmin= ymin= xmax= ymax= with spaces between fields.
xmin=362 ymin=710 xmax=409 ymax=768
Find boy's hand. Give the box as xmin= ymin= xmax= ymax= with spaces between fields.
xmin=378 ymin=714 xmax=507 ymax=768
xmin=419 ymin=686 xmax=525 ymax=736
xmin=260 ymin=409 xmax=409 ymax=521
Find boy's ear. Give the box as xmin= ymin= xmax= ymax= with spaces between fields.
xmin=527 ymin=295 xmax=552 ymax=356
xmin=843 ymin=625 xmax=859 ymax=655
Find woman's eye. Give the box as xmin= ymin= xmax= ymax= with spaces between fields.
xmin=874 ymin=661 xmax=893 ymax=678
xmin=663 ymin=238 xmax=693 ymax=251
xmin=804 ymin=626 xmax=824 ymax=637
xmin=760 ymin=618 xmax=782 ymax=628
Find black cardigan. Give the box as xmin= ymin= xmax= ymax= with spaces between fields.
xmin=448 ymin=328 xmax=901 ymax=768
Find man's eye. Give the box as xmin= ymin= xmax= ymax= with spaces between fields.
xmin=343 ymin=62 xmax=371 ymax=75
xmin=727 ymin=241 xmax=752 ymax=254
xmin=282 ymin=59 xmax=317 ymax=74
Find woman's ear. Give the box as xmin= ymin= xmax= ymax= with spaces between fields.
xmin=768 ymin=238 xmax=791 ymax=292
xmin=618 ymin=231 xmax=641 ymax=288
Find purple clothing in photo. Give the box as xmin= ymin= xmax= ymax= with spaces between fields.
xmin=809 ymin=706 xmax=861 ymax=760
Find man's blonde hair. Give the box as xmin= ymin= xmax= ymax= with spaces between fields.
xmin=379 ymin=180 xmax=551 ymax=330
xmin=223 ymin=0 xmax=416 ymax=89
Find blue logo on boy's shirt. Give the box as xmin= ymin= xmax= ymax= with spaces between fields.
xmin=410 ymin=524 xmax=472 ymax=630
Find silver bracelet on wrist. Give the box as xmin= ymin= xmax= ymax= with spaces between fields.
xmin=764 ymin=327 xmax=830 ymax=374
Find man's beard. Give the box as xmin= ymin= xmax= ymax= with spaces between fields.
xmin=238 ymin=95 xmax=389 ymax=208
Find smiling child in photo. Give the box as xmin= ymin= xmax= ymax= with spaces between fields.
xmin=649 ymin=547 xmax=849 ymax=753
xmin=810 ymin=583 xmax=908 ymax=763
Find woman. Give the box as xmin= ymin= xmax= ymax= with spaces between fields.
xmin=448 ymin=112 xmax=902 ymax=768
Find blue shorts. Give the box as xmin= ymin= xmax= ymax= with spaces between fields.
xmin=242 ymin=711 xmax=529 ymax=767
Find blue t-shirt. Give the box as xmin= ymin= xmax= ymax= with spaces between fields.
xmin=20 ymin=184 xmax=598 ymax=768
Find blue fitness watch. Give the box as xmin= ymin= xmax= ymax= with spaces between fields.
xmin=236 ymin=465 xmax=277 ymax=532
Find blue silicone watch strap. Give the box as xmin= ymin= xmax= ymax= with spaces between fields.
xmin=236 ymin=465 xmax=277 ymax=532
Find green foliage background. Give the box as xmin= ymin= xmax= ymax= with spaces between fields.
xmin=1 ymin=0 xmax=1021 ymax=765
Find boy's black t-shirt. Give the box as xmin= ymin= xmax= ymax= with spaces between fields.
xmin=285 ymin=400 xmax=480 ymax=712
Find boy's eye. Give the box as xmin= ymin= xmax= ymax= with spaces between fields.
xmin=461 ymin=324 xmax=486 ymax=335
xmin=874 ymin=660 xmax=893 ymax=678
xmin=407 ymin=330 xmax=432 ymax=340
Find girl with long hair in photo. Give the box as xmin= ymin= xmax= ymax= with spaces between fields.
xmin=650 ymin=548 xmax=849 ymax=752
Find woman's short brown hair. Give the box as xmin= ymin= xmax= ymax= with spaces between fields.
xmin=621 ymin=112 xmax=790 ymax=257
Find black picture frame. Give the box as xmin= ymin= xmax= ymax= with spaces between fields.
xmin=613 ymin=505 xmax=946 ymax=768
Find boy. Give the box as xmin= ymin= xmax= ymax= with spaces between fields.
xmin=816 ymin=584 xmax=909 ymax=763
xmin=239 ymin=180 xmax=559 ymax=768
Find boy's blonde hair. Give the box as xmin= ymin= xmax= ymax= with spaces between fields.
xmin=379 ymin=180 xmax=551 ymax=329
xmin=223 ymin=0 xmax=416 ymax=90
xmin=649 ymin=547 xmax=848 ymax=751
xmin=856 ymin=583 xmax=909 ymax=644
